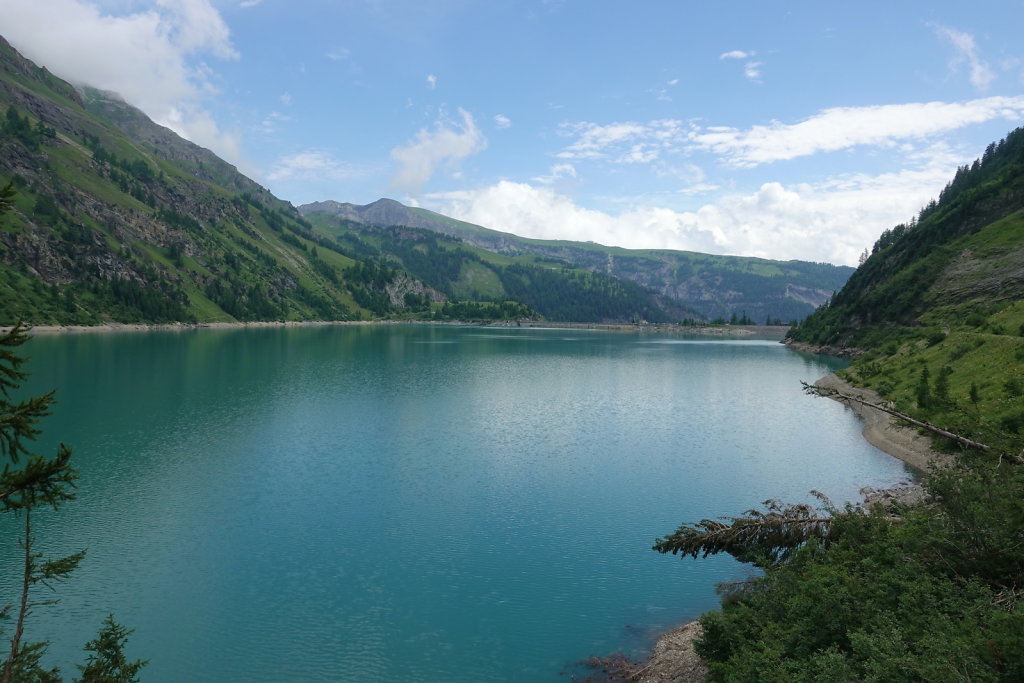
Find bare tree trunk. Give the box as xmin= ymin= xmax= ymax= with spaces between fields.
xmin=2 ymin=509 xmax=32 ymax=683
xmin=805 ymin=381 xmax=1022 ymax=462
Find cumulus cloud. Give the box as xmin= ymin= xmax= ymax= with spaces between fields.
xmin=426 ymin=151 xmax=957 ymax=266
xmin=935 ymin=25 xmax=995 ymax=92
xmin=493 ymin=114 xmax=512 ymax=129
xmin=0 ymin=0 xmax=241 ymax=163
xmin=426 ymin=74 xmax=437 ymax=89
xmin=390 ymin=108 xmax=487 ymax=194
xmin=719 ymin=50 xmax=762 ymax=82
xmin=327 ymin=47 xmax=351 ymax=61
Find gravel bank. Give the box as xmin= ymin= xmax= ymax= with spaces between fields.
xmin=813 ymin=372 xmax=951 ymax=473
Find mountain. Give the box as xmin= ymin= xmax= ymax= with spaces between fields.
xmin=789 ymin=126 xmax=1024 ymax=354
xmin=788 ymin=125 xmax=1024 ymax=452
xmin=0 ymin=32 xmax=847 ymax=328
xmin=296 ymin=216 xmax=699 ymax=323
xmin=0 ymin=35 xmax=432 ymax=325
xmin=299 ymin=198 xmax=854 ymax=323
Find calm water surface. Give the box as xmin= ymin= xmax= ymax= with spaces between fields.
xmin=2 ymin=325 xmax=912 ymax=681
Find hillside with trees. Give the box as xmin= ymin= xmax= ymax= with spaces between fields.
xmin=655 ymin=129 xmax=1024 ymax=681
xmin=301 ymin=199 xmax=853 ymax=324
xmin=302 ymin=218 xmax=699 ymax=323
xmin=0 ymin=35 xmax=450 ymax=325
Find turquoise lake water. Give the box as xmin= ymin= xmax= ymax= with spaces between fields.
xmin=1 ymin=325 xmax=913 ymax=681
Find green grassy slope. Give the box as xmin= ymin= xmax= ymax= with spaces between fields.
xmin=0 ymin=35 xmax=381 ymax=324
xmin=788 ymin=126 xmax=1024 ymax=450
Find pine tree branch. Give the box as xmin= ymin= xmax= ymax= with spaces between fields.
xmin=653 ymin=497 xmax=841 ymax=565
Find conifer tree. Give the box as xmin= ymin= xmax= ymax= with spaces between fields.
xmin=0 ymin=190 xmax=143 ymax=680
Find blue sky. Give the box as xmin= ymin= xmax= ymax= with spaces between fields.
xmin=3 ymin=0 xmax=1024 ymax=265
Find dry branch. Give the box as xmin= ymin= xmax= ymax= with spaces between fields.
xmin=802 ymin=381 xmax=1018 ymax=460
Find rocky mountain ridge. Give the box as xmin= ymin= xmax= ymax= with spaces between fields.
xmin=300 ymin=198 xmax=854 ymax=322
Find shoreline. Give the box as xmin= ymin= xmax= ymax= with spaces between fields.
xmin=813 ymin=372 xmax=950 ymax=474
xmin=633 ymin=371 xmax=946 ymax=682
xmin=4 ymin=319 xmax=379 ymax=335
xmin=5 ymin=319 xmax=789 ymax=339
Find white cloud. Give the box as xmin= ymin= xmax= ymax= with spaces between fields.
xmin=532 ymin=163 xmax=577 ymax=185
xmin=239 ymin=0 xmax=262 ymax=7
xmin=493 ymin=114 xmax=512 ymax=129
xmin=691 ymin=96 xmax=1024 ymax=166
xmin=426 ymin=150 xmax=958 ymax=266
xmin=255 ymin=111 xmax=289 ymax=135
xmin=676 ymin=183 xmax=720 ymax=196
xmin=557 ymin=120 xmax=685 ymax=161
xmin=720 ymin=50 xmax=751 ymax=60
xmin=744 ymin=61 xmax=763 ymax=82
xmin=390 ymin=108 xmax=487 ymax=194
xmin=327 ymin=47 xmax=351 ymax=61
xmin=266 ymin=150 xmax=364 ymax=182
xmin=0 ymin=0 xmax=242 ymax=163
xmin=555 ymin=97 xmax=1024 ymax=171
xmin=935 ymin=25 xmax=995 ymax=92
xmin=426 ymin=74 xmax=438 ymax=89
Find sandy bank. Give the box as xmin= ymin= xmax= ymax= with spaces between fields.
xmin=814 ymin=372 xmax=950 ymax=474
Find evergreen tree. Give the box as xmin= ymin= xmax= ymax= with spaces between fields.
xmin=1 ymin=322 xmax=79 ymax=681
xmin=0 ymin=194 xmax=143 ymax=681
xmin=76 ymin=616 xmax=146 ymax=683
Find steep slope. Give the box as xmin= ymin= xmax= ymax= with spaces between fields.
xmin=789 ymin=126 xmax=1024 ymax=452
xmin=300 ymin=199 xmax=853 ymax=323
xmin=790 ymin=126 xmax=1024 ymax=352
xmin=0 ymin=35 xmax=423 ymax=325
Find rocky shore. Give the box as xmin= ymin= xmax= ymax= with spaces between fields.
xmin=630 ymin=371 xmax=946 ymax=683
